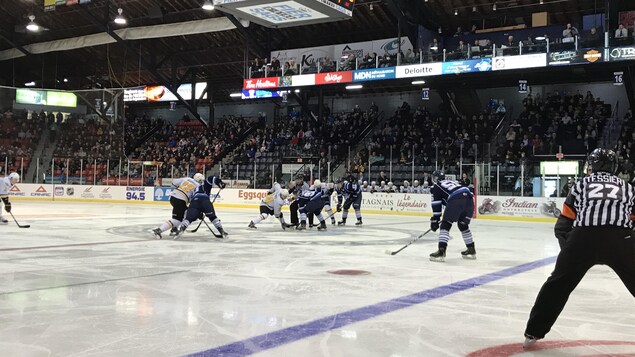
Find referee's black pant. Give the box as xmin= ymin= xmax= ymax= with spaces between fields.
xmin=525 ymin=226 xmax=635 ymax=339
xmin=290 ymin=200 xmax=299 ymax=225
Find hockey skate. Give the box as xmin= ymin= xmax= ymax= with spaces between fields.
xmin=355 ymin=220 xmax=363 ymax=226
xmin=296 ymin=222 xmax=307 ymax=230
xmin=217 ymin=228 xmax=229 ymax=238
xmin=461 ymin=246 xmax=476 ymax=260
xmin=173 ymin=226 xmax=186 ymax=240
xmin=0 ymin=217 xmax=7 ymax=224
xmin=429 ymin=247 xmax=446 ymax=262
xmin=282 ymin=223 xmax=294 ymax=230
xmin=248 ymin=221 xmax=257 ymax=229
xmin=523 ymin=334 xmax=539 ymax=349
xmin=152 ymin=228 xmax=163 ymax=240
xmin=317 ymin=221 xmax=327 ymax=231
xmin=168 ymin=227 xmax=179 ymax=236
xmin=337 ymin=219 xmax=346 ymax=226
xmin=331 ymin=217 xmax=336 ymax=225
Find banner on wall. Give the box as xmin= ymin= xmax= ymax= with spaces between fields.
xmin=442 ymin=58 xmax=492 ymax=74
xmin=476 ymin=196 xmax=565 ymax=218
xmin=492 ymin=53 xmax=547 ymax=71
xmin=9 ymin=184 xmax=153 ymax=202
xmin=352 ymin=68 xmax=396 ymax=82
xmin=395 ymin=62 xmax=443 ymax=78
xmin=548 ymin=48 xmax=603 ymax=65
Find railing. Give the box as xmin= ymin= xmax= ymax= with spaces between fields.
xmin=0 ymin=152 xmax=593 ymax=197
xmin=247 ymin=33 xmax=635 ymax=79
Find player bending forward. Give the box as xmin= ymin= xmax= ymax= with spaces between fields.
xmin=248 ymin=184 xmax=291 ymax=230
xmin=153 ymin=173 xmax=204 ymax=239
xmin=297 ymin=180 xmax=327 ymax=231
xmin=337 ymin=176 xmax=363 ymax=226
xmin=0 ymin=172 xmax=20 ymax=224
xmin=429 ymin=171 xmax=476 ymax=262
xmin=175 ymin=174 xmax=227 ymax=238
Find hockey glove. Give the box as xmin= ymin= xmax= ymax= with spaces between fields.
xmin=4 ymin=202 xmax=11 ymax=213
xmin=430 ymin=217 xmax=440 ymax=232
xmin=336 ymin=204 xmax=342 ymax=212
xmin=219 ymin=181 xmax=226 ymax=189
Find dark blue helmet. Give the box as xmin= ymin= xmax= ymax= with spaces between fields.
xmin=432 ymin=170 xmax=445 ymax=181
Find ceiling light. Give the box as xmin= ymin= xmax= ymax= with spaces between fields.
xmin=412 ymin=80 xmax=426 ymax=85
xmin=24 ymin=81 xmax=36 ymax=87
xmin=493 ymin=3 xmax=497 ymax=10
xmin=294 ymin=89 xmax=300 ymax=93
xmin=63 ymin=78 xmax=68 ymax=83
xmin=230 ymin=93 xmax=242 ymax=97
xmin=26 ymin=15 xmax=40 ymax=32
xmin=472 ymin=6 xmax=477 ymax=12
xmin=114 ymin=8 xmax=127 ymax=25
xmin=345 ymin=85 xmax=363 ymax=90
xmin=202 ymin=0 xmax=214 ymax=11
xmin=454 ymin=8 xmax=458 ymax=15
xmin=540 ymin=0 xmax=544 ymax=3
xmin=369 ymin=4 xmax=373 ymax=10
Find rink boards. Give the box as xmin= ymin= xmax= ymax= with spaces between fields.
xmin=7 ymin=183 xmax=565 ymax=222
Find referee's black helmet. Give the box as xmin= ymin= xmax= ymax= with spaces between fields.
xmin=587 ymin=148 xmax=618 ymax=174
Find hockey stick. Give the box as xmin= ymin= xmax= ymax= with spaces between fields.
xmin=384 ymin=229 xmax=432 ymax=255
xmin=200 ymin=217 xmax=225 ymax=239
xmin=190 ymin=187 xmax=223 ymax=233
xmin=9 ymin=212 xmax=30 ymax=229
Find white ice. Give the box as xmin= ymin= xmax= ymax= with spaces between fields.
xmin=0 ymin=201 xmax=634 ymax=357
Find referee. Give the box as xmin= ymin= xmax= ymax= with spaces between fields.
xmin=524 ymin=148 xmax=635 ymax=348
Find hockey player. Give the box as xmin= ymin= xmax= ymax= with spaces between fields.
xmin=321 ymin=182 xmax=337 ymax=225
xmin=429 ymin=171 xmax=476 ymax=262
xmin=152 ymin=173 xmax=204 ymax=239
xmin=297 ymin=179 xmax=327 ymax=231
xmin=289 ymin=174 xmax=310 ymax=227
xmin=248 ymin=185 xmax=290 ymax=230
xmin=412 ymin=180 xmax=422 ymax=194
xmin=337 ymin=177 xmax=363 ymax=226
xmin=361 ymin=181 xmax=370 ymax=192
xmin=0 ymin=172 xmax=20 ymax=224
xmin=369 ymin=181 xmax=381 ymax=193
xmin=380 ymin=180 xmax=387 ymax=192
xmin=400 ymin=180 xmax=413 ymax=193
xmin=175 ymin=174 xmax=228 ymax=238
xmin=421 ymin=181 xmax=431 ymax=194
xmin=385 ymin=181 xmax=397 ymax=193
xmin=523 ymin=148 xmax=635 ymax=348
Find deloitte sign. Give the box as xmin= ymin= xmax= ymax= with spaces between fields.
xmin=353 ymin=68 xmax=396 ymax=82
xmin=395 ymin=63 xmax=443 ymax=78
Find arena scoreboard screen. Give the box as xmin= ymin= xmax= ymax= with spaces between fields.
xmin=213 ymin=0 xmax=354 ymax=28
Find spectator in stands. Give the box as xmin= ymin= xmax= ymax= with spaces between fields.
xmin=470 ymin=24 xmax=478 ymax=34
xmin=616 ymin=24 xmax=628 ymax=38
xmin=503 ymin=35 xmax=517 ymax=56
xmin=405 ymin=48 xmax=415 ymax=63
xmin=454 ymin=26 xmax=463 ymax=37
xmin=459 ymin=173 xmax=470 ymax=187
xmin=378 ymin=170 xmax=388 ymax=184
xmin=421 ymin=172 xmax=433 ymax=187
xmin=585 ymin=27 xmax=601 ymax=46
xmin=562 ymin=23 xmax=579 ymax=39
xmin=270 ymin=57 xmax=281 ymax=76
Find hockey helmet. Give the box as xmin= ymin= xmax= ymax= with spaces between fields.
xmin=587 ymin=148 xmax=618 ymax=174
xmin=413 ymin=180 xmax=420 ymax=186
xmin=193 ymin=173 xmax=205 ymax=183
xmin=279 ymin=189 xmax=289 ymax=199
xmin=8 ymin=172 xmax=20 ymax=184
xmin=432 ymin=170 xmax=445 ymax=181
xmin=312 ymin=179 xmax=321 ymax=189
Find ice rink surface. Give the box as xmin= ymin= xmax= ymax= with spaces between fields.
xmin=0 ymin=201 xmax=634 ymax=357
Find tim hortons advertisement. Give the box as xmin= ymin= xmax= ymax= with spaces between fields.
xmin=243 ymin=77 xmax=280 ymax=90
xmin=477 ymin=196 xmax=565 ymax=218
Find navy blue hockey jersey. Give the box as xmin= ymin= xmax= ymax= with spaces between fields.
xmin=194 ymin=175 xmax=225 ymax=198
xmin=430 ymin=179 xmax=472 ymax=217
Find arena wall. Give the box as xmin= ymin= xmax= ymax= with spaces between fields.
xmin=8 ymin=184 xmax=564 ymax=222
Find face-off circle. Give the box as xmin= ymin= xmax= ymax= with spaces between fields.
xmin=467 ymin=340 xmax=635 ymax=357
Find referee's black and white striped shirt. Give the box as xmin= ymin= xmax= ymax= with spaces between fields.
xmin=564 ymin=172 xmax=635 ymax=228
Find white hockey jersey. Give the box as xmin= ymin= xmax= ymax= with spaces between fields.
xmin=0 ymin=177 xmax=14 ymax=196
xmin=171 ymin=177 xmax=200 ymax=202
xmin=260 ymin=191 xmax=288 ymax=217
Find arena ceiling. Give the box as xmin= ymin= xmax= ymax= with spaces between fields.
xmin=0 ymin=0 xmax=625 ymax=103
